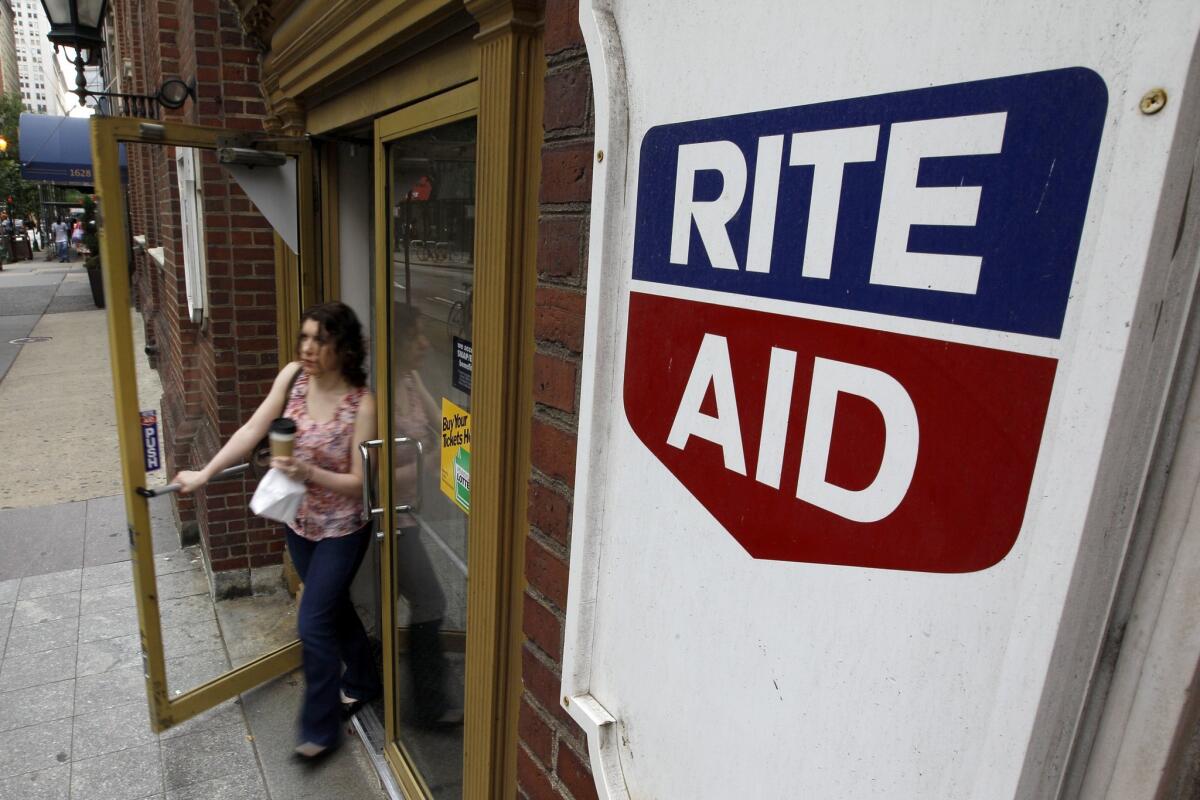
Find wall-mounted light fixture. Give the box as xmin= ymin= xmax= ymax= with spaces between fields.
xmin=40 ymin=0 xmax=196 ymax=117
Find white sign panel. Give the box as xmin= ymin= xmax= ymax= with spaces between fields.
xmin=562 ymin=1 xmax=1200 ymax=798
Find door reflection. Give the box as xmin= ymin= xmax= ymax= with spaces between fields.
xmin=389 ymin=116 xmax=476 ymax=796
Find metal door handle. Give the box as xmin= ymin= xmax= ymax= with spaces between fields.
xmin=359 ymin=439 xmax=384 ymax=523
xmin=137 ymin=463 xmax=248 ymax=498
xmin=393 ymin=436 xmax=424 ymax=517
xmin=362 ymin=437 xmax=425 ymax=536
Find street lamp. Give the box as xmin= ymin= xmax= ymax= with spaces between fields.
xmin=40 ymin=0 xmax=194 ymax=116
xmin=41 ymin=0 xmax=106 ymax=61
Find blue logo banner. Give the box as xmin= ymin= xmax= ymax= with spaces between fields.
xmin=632 ymin=68 xmax=1107 ymax=339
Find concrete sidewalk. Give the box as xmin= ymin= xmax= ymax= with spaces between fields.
xmin=0 ymin=512 xmax=384 ymax=800
xmin=0 ymin=261 xmax=389 ymax=799
xmin=0 ymin=258 xmax=157 ymax=508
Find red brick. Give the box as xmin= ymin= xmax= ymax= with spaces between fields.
xmin=518 ymin=696 xmax=554 ymax=765
xmin=223 ymin=49 xmax=259 ymax=64
xmin=223 ymin=82 xmax=260 ymax=98
xmin=537 ymin=216 xmax=584 ymax=279
xmin=556 ymin=739 xmax=599 ymax=800
xmin=522 ymin=645 xmax=573 ymax=727
xmin=533 ymin=352 xmax=577 ymax=413
xmin=540 ymin=144 xmax=594 ymax=205
xmin=517 ymin=745 xmax=559 ymax=800
xmin=525 ymin=535 xmax=569 ymax=610
xmin=545 ymin=0 xmax=583 ymax=54
xmin=534 ymin=287 xmax=586 ymax=353
xmin=531 ymin=418 xmax=577 ymax=486
xmin=528 ymin=479 xmax=571 ymax=547
xmin=544 ymin=65 xmax=590 ymax=133
xmin=523 ymin=591 xmax=562 ymax=657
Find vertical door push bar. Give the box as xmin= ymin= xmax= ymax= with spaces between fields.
xmin=359 ymin=437 xmax=424 ymax=531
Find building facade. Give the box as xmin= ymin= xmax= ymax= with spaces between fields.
xmin=0 ymin=0 xmax=18 ymax=96
xmin=107 ymin=0 xmax=288 ymax=598
xmin=13 ymin=0 xmax=64 ymax=114
xmin=97 ymin=0 xmax=600 ymax=796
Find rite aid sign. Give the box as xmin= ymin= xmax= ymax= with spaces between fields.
xmin=625 ymin=68 xmax=1105 ymax=572
xmin=563 ymin=3 xmax=1200 ymax=798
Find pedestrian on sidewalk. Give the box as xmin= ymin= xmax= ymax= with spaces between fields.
xmin=52 ymin=217 xmax=69 ymax=262
xmin=171 ymin=301 xmax=380 ymax=762
xmin=0 ymin=212 xmax=10 ymax=267
xmin=70 ymin=219 xmax=84 ymax=259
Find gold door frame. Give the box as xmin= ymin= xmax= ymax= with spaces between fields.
xmin=91 ymin=116 xmax=315 ymax=731
xmin=374 ymin=81 xmax=479 ymax=800
xmin=371 ymin=15 xmax=544 ymax=787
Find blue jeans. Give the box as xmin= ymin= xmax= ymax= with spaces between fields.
xmin=56 ymin=241 xmax=67 ymax=261
xmin=286 ymin=524 xmax=379 ymax=747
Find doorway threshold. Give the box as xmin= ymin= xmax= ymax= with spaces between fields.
xmin=353 ymin=705 xmax=408 ymax=800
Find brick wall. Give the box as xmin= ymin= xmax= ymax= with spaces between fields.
xmin=113 ymin=0 xmax=281 ymax=587
xmin=519 ymin=1 xmax=598 ymax=798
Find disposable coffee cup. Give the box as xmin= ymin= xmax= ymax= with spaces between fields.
xmin=268 ymin=418 xmax=297 ymax=458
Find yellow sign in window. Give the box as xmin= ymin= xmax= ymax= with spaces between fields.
xmin=440 ymin=398 xmax=471 ymax=514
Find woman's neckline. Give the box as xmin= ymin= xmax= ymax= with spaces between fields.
xmin=300 ymin=372 xmax=357 ymax=424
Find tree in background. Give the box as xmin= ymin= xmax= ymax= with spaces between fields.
xmin=0 ymin=92 xmax=43 ymax=218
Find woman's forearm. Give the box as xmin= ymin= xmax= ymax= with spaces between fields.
xmin=200 ymin=425 xmax=262 ymax=479
xmin=305 ymin=463 xmax=363 ymax=498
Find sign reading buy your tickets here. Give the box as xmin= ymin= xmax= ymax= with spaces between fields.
xmin=625 ymin=68 xmax=1105 ymax=573
xmin=440 ymin=398 xmax=471 ymax=514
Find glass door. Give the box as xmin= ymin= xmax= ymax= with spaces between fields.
xmin=92 ymin=117 xmax=315 ymax=730
xmin=373 ymin=83 xmax=478 ymax=798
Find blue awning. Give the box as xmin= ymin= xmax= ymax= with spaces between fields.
xmin=18 ymin=113 xmax=127 ymax=186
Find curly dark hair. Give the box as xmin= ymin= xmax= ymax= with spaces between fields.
xmin=298 ymin=302 xmax=367 ymax=387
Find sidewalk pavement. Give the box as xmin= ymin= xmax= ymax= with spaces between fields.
xmin=0 ymin=258 xmax=157 ymax=509
xmin=0 ymin=258 xmax=390 ymax=799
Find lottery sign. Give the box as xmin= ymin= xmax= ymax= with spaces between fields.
xmin=624 ymin=68 xmax=1107 ymax=573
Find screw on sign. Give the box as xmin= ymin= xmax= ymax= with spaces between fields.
xmin=625 ymin=68 xmax=1106 ymax=573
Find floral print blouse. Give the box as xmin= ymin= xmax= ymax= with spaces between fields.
xmin=285 ymin=371 xmax=367 ymax=541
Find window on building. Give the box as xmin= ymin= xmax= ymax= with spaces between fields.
xmin=176 ymin=148 xmax=209 ymax=324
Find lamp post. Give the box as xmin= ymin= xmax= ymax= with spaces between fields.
xmin=40 ymin=0 xmax=194 ymax=117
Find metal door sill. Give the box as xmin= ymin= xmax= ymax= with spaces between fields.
xmin=352 ymin=706 xmax=407 ymax=800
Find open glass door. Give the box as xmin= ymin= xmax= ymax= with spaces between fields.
xmin=372 ymin=84 xmax=478 ymax=798
xmin=91 ymin=116 xmax=316 ymax=731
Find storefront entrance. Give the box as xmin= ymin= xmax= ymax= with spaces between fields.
xmin=367 ymin=84 xmax=479 ymax=797
xmin=96 ymin=4 xmax=542 ymax=794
